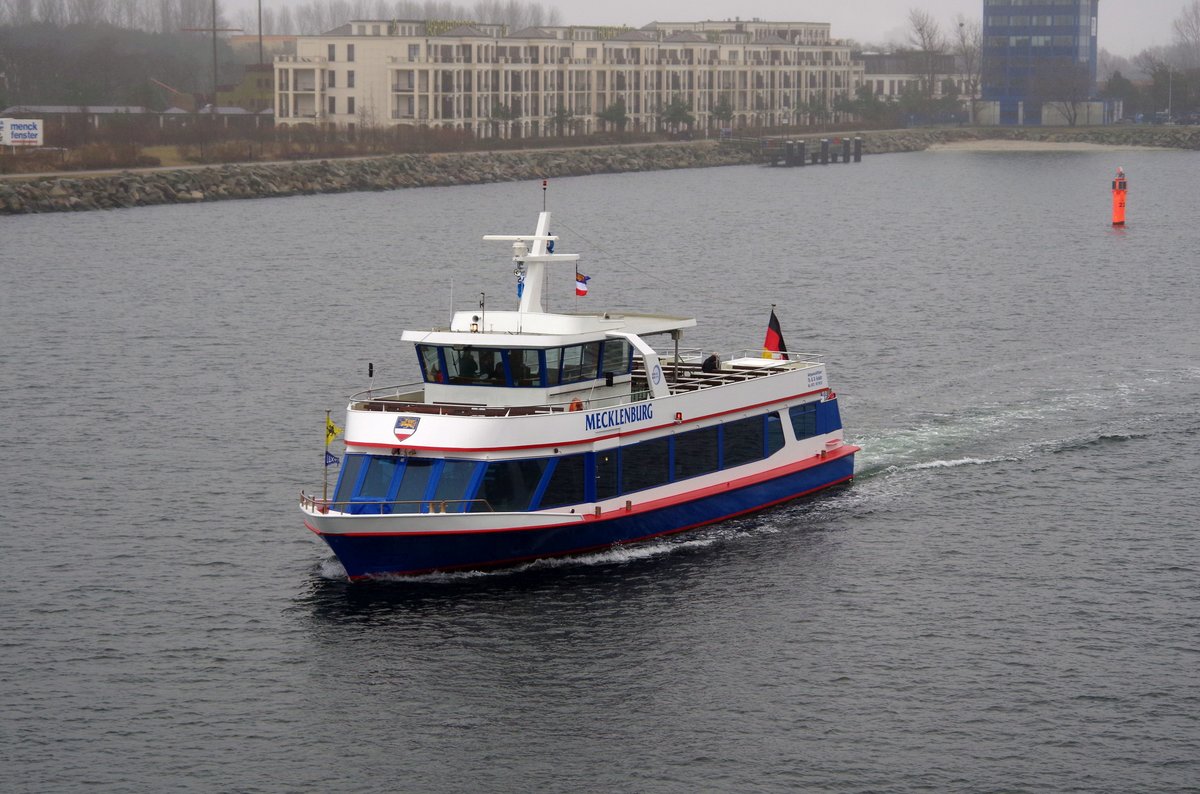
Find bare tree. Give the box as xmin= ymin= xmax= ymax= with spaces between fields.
xmin=1029 ymin=58 xmax=1091 ymax=126
xmin=907 ymin=7 xmax=946 ymax=101
xmin=952 ymin=13 xmax=981 ymax=123
xmin=1174 ymin=0 xmax=1200 ymax=69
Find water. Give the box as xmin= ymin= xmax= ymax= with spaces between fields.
xmin=2 ymin=148 xmax=1198 ymax=792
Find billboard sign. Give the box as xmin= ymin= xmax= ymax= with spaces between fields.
xmin=0 ymin=118 xmax=44 ymax=146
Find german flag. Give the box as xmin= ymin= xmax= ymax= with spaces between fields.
xmin=763 ymin=309 xmax=788 ymax=360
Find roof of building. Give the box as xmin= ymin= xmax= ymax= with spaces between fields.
xmin=507 ymin=26 xmax=558 ymax=39
xmin=663 ymin=31 xmax=709 ymax=43
xmin=441 ymin=24 xmax=492 ymax=37
xmin=607 ymin=30 xmax=658 ymax=42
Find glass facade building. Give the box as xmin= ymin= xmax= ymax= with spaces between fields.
xmin=981 ymin=0 xmax=1099 ymax=124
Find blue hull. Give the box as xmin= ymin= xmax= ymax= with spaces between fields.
xmin=320 ymin=454 xmax=854 ymax=579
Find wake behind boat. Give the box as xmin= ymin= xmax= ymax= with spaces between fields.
xmin=300 ymin=208 xmax=859 ymax=580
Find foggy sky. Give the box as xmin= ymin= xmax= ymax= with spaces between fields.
xmin=224 ymin=0 xmax=1182 ymax=57
xmin=549 ymin=0 xmax=1177 ymax=57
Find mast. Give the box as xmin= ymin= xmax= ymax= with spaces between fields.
xmin=483 ymin=211 xmax=579 ymax=315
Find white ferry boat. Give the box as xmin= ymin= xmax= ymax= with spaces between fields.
xmin=300 ymin=210 xmax=858 ymax=580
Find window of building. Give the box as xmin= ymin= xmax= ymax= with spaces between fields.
xmin=409 ymin=43 xmax=420 ymax=60
xmin=348 ymin=70 xmax=355 ymax=88
xmin=347 ymin=44 xmax=355 ymax=62
xmin=327 ymin=71 xmax=335 ymax=88
xmin=328 ymin=96 xmax=336 ymax=114
xmin=348 ymin=97 xmax=356 ymax=114
xmin=328 ymin=44 xmax=336 ymax=61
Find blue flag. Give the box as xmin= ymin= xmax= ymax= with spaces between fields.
xmin=324 ymin=451 xmax=340 ymax=467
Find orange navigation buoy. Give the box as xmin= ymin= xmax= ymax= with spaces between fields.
xmin=1112 ymin=167 xmax=1127 ymax=226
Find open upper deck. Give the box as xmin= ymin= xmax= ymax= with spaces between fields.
xmin=349 ymin=351 xmax=827 ymax=418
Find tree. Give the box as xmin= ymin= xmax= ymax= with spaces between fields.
xmin=711 ymin=94 xmax=734 ymax=128
xmin=804 ymin=92 xmax=829 ymax=128
xmin=597 ymin=97 xmax=628 ymax=133
xmin=488 ymin=101 xmax=516 ymax=138
xmin=952 ymin=14 xmax=982 ymax=124
xmin=907 ymin=7 xmax=947 ymax=101
xmin=1102 ymin=70 xmax=1142 ymax=119
xmin=550 ymin=103 xmax=574 ymax=136
xmin=659 ymin=93 xmax=693 ymax=133
xmin=1175 ymin=1 xmax=1200 ymax=70
xmin=1029 ymin=58 xmax=1092 ymax=126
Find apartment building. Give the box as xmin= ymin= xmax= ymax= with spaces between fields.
xmin=274 ymin=18 xmax=864 ymax=136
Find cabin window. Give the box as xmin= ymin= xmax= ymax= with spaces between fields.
xmin=723 ymin=416 xmax=765 ymax=469
xmin=472 ymin=459 xmax=549 ymax=512
xmin=621 ymin=437 xmax=671 ymax=494
xmin=789 ymin=402 xmax=818 ymax=440
xmin=561 ymin=344 xmax=584 ymax=382
xmin=432 ymin=460 xmax=481 ymax=512
xmin=446 ymin=346 xmax=481 ymax=381
xmin=393 ymin=458 xmax=436 ymax=513
xmin=602 ymin=339 xmax=631 ymax=375
xmin=544 ymin=348 xmax=562 ymax=386
xmin=581 ymin=342 xmax=602 ymax=381
xmin=333 ymin=454 xmax=367 ymax=504
xmin=594 ymin=450 xmax=618 ymax=500
xmin=674 ymin=426 xmax=719 ymax=480
xmin=509 ymin=349 xmax=540 ymax=386
xmin=359 ymin=456 xmax=400 ymax=499
xmin=766 ymin=412 xmax=785 ymax=455
xmin=417 ymin=345 xmax=444 ymax=383
xmin=536 ymin=454 xmax=587 ymax=509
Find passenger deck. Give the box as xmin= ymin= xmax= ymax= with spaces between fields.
xmin=349 ymin=353 xmax=825 ymax=417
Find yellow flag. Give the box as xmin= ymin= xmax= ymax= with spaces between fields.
xmin=325 ymin=416 xmax=343 ymax=446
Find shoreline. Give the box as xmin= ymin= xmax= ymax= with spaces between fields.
xmin=928 ymin=139 xmax=1162 ymax=153
xmin=3 ymin=127 xmax=1198 ymax=215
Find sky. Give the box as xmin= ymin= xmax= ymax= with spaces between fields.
xmin=224 ymin=0 xmax=1184 ymax=57
xmin=525 ymin=0 xmax=1180 ymax=57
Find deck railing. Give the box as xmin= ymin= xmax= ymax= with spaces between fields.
xmin=300 ymin=492 xmax=494 ymax=514
xmin=340 ymin=353 xmax=824 ymax=416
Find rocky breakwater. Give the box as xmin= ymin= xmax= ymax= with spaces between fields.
xmin=859 ymin=125 xmax=1200 ymax=153
xmin=0 ymin=142 xmax=757 ymax=215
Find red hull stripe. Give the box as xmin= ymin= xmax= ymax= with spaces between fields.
xmin=309 ymin=444 xmax=858 ymax=538
xmin=345 ymin=388 xmax=832 ymax=453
